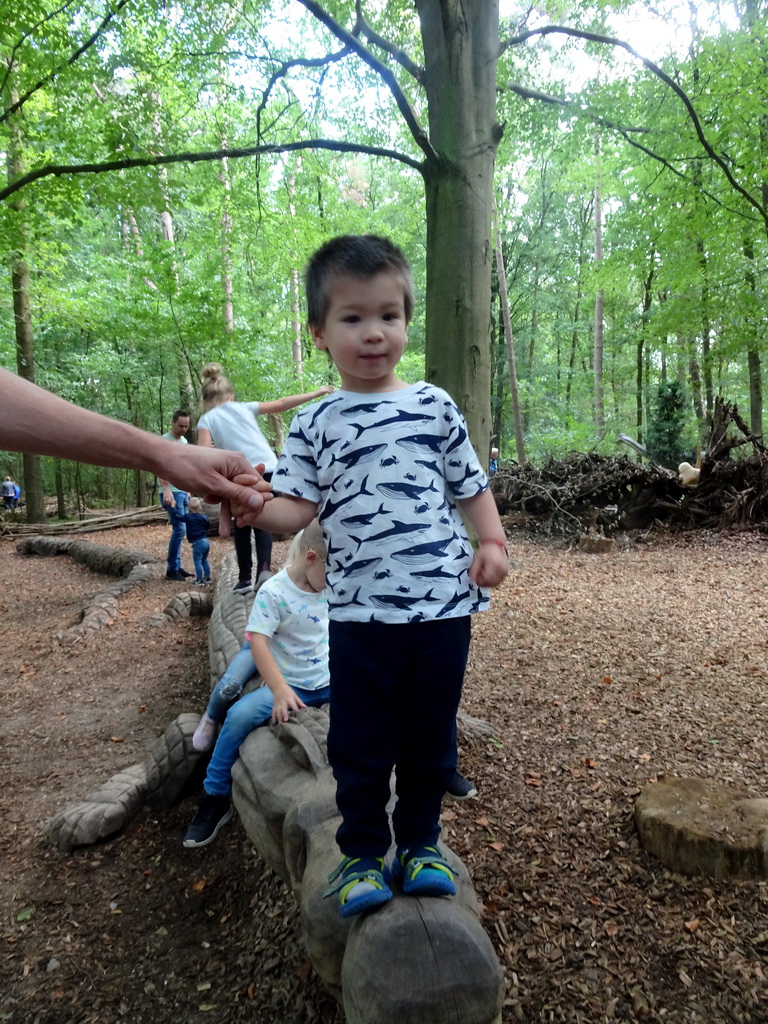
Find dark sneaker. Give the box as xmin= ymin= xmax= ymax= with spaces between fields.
xmin=393 ymin=845 xmax=456 ymax=896
xmin=324 ymin=855 xmax=392 ymax=918
xmin=182 ymin=794 xmax=234 ymax=848
xmin=178 ymin=568 xmax=194 ymax=578
xmin=446 ymin=771 xmax=477 ymax=801
xmin=233 ymin=579 xmax=253 ymax=594
xmin=193 ymin=579 xmax=207 ymax=587
xmin=165 ymin=570 xmax=186 ymax=581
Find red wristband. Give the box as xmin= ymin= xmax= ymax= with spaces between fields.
xmin=480 ymin=537 xmax=508 ymax=557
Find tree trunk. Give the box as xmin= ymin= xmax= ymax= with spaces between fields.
xmin=149 ymin=90 xmax=193 ymax=409
xmin=417 ymin=0 xmax=500 ymax=454
xmin=593 ymin=182 xmax=604 ymax=434
xmin=744 ymin=237 xmax=763 ymax=438
xmin=287 ymin=172 xmax=304 ymax=377
xmin=6 ymin=86 xmax=46 ymax=524
xmin=636 ymin=264 xmax=654 ymax=442
xmin=54 ymin=462 xmax=66 ymax=519
xmin=696 ymin=239 xmax=714 ymax=418
xmin=493 ymin=211 xmax=525 ymax=464
xmin=220 ymin=150 xmax=235 ymax=333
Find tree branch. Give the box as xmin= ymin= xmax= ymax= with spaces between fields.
xmin=505 ymin=80 xmax=648 ymax=133
xmin=1 ymin=0 xmax=131 ymax=125
xmin=353 ymin=1 xmax=424 ymax=85
xmin=0 ymin=139 xmax=424 ymax=204
xmin=295 ymin=0 xmax=436 ymax=162
xmin=0 ymin=0 xmax=79 ymax=98
xmin=256 ymin=49 xmax=351 ymax=141
xmin=501 ymin=24 xmax=768 ymax=229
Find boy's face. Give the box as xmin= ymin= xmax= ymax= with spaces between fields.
xmin=310 ymin=270 xmax=408 ymax=393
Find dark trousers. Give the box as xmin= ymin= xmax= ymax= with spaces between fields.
xmin=233 ymin=472 xmax=272 ymax=580
xmin=327 ymin=616 xmax=471 ymax=858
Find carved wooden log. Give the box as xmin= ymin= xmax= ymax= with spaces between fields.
xmin=45 ymin=714 xmax=206 ymax=852
xmin=232 ymin=709 xmax=505 ymax=1023
xmin=16 ymin=536 xmax=158 ymax=642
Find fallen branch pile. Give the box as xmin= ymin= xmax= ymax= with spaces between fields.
xmin=493 ymin=399 xmax=768 ymax=537
xmin=492 ymin=453 xmax=681 ymax=536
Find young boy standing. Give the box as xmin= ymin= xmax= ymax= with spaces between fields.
xmin=252 ymin=235 xmax=509 ymax=917
xmin=170 ymin=496 xmax=211 ymax=585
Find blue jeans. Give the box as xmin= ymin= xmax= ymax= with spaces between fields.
xmin=191 ymin=538 xmax=210 ymax=581
xmin=204 ymin=682 xmax=331 ymax=796
xmin=160 ymin=491 xmax=188 ymax=571
xmin=205 ymin=641 xmax=258 ymax=723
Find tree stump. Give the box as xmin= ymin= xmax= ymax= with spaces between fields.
xmin=635 ymin=776 xmax=768 ymax=879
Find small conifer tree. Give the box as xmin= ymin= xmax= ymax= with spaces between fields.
xmin=645 ymin=381 xmax=691 ymax=469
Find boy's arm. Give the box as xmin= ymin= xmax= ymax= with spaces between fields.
xmin=457 ymin=489 xmax=509 ymax=588
xmin=240 ymin=493 xmax=317 ymax=533
xmin=249 ymin=633 xmax=307 ymax=724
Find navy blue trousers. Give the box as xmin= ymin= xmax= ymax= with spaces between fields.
xmin=327 ymin=616 xmax=471 ymax=858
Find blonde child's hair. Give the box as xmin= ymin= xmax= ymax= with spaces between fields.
xmin=200 ymin=362 xmax=236 ymax=412
xmin=286 ymin=519 xmax=326 ymax=566
xmin=189 ymin=497 xmax=202 ymax=512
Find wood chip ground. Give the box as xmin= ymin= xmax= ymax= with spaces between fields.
xmin=1 ymin=523 xmax=767 ymax=1023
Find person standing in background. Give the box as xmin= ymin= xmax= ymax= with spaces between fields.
xmin=2 ymin=476 xmax=16 ymax=510
xmin=159 ymin=410 xmax=194 ymax=581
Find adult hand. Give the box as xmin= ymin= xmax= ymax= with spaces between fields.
xmin=224 ymin=468 xmax=274 ymax=530
xmin=159 ymin=447 xmax=270 ymax=538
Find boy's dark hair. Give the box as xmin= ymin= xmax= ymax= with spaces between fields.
xmin=305 ymin=234 xmax=414 ymax=327
xmin=172 ymin=409 xmax=190 ymax=422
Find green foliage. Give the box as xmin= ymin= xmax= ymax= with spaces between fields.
xmin=1 ymin=0 xmax=767 ymax=511
xmin=644 ymin=381 xmax=696 ymax=469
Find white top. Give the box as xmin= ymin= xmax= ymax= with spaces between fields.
xmin=245 ymin=568 xmax=329 ymax=691
xmin=274 ymin=381 xmax=489 ymax=624
xmin=157 ymin=431 xmax=188 ymax=494
xmin=197 ymin=401 xmax=277 ymax=473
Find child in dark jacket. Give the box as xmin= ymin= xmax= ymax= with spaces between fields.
xmin=171 ymin=496 xmax=211 ymax=585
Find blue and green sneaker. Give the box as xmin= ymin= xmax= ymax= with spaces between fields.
xmin=324 ymin=855 xmax=393 ymax=918
xmin=393 ymin=845 xmax=456 ymax=896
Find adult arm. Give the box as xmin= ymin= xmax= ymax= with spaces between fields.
xmin=249 ymin=633 xmax=307 ymax=724
xmin=257 ymin=385 xmax=334 ymax=417
xmin=457 ymin=489 xmax=509 ymax=588
xmin=0 ymin=370 xmax=268 ymax=529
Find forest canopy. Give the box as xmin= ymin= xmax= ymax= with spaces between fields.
xmin=1 ymin=0 xmax=766 ymax=516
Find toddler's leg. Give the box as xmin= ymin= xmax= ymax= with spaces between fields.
xmin=206 ymin=641 xmax=258 ymax=720
xmin=325 ymin=621 xmax=397 ymax=917
xmin=193 ymin=640 xmax=258 ymax=752
xmin=192 ymin=540 xmax=204 ymax=583
xmin=202 ymin=687 xmax=274 ymax=796
xmin=390 ymin=617 xmax=471 ymax=897
xmin=184 ymin=688 xmax=274 ymax=848
xmin=233 ymin=523 xmax=253 ymax=588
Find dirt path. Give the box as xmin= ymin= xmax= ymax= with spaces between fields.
xmin=1 ymin=524 xmax=767 ymax=1023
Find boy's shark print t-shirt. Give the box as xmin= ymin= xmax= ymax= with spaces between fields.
xmin=245 ymin=568 xmax=329 ymax=690
xmin=274 ymin=382 xmax=490 ymax=624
